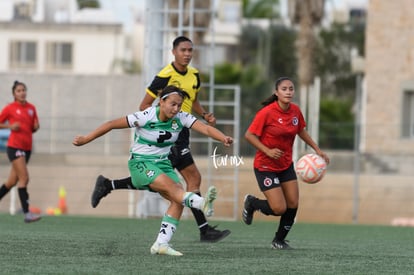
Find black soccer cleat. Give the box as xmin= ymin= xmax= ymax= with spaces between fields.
xmin=271 ymin=239 xmax=293 ymax=250
xmin=91 ymin=175 xmax=111 ymax=208
xmin=242 ymin=194 xmax=256 ymax=225
xmin=200 ymin=225 xmax=231 ymax=243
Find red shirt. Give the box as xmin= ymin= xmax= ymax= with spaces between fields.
xmin=0 ymin=101 xmax=38 ymax=151
xmin=248 ymin=101 xmax=306 ymax=172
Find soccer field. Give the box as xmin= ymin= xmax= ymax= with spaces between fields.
xmin=1 ymin=213 xmax=413 ymax=274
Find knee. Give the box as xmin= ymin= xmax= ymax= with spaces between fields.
xmin=17 ymin=177 xmax=29 ymax=187
xmin=271 ymin=205 xmax=287 ymax=216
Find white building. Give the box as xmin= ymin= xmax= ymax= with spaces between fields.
xmin=0 ymin=0 xmax=124 ymax=75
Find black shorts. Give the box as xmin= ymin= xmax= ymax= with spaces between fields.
xmin=254 ymin=163 xmax=297 ymax=192
xmin=7 ymin=147 xmax=31 ymax=163
xmin=168 ymin=127 xmax=194 ymax=171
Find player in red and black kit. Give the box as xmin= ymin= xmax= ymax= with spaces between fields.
xmin=242 ymin=77 xmax=329 ymax=249
xmin=0 ymin=80 xmax=41 ymax=223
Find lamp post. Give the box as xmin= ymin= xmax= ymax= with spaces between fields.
xmin=351 ymin=48 xmax=364 ymax=224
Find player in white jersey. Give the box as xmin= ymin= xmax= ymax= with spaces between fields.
xmin=73 ymin=85 xmax=233 ymax=256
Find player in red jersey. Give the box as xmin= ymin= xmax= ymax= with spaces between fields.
xmin=0 ymin=80 xmax=41 ymax=223
xmin=242 ymin=77 xmax=329 ymax=249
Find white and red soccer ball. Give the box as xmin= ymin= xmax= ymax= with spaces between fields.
xmin=295 ymin=153 xmax=327 ymax=184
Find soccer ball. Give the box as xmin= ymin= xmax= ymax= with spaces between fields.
xmin=295 ymin=153 xmax=327 ymax=184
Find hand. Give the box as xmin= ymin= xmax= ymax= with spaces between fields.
xmin=10 ymin=122 xmax=20 ymax=131
xmin=317 ymin=151 xmax=330 ymax=165
xmin=203 ymin=112 xmax=216 ymax=126
xmin=72 ymin=135 xmax=88 ymax=146
xmin=266 ymin=147 xmax=283 ymax=160
xmin=223 ymin=136 xmax=233 ymax=146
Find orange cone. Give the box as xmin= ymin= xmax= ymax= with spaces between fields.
xmin=58 ymin=186 xmax=67 ymax=214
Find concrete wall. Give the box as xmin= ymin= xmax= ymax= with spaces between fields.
xmin=0 ymin=73 xmax=143 ymax=154
xmin=1 ymin=153 xmax=413 ymax=226
xmin=364 ymin=0 xmax=414 ymax=154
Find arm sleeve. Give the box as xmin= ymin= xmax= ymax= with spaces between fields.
xmin=179 ymin=112 xmax=198 ymax=128
xmin=247 ymin=108 xmax=267 ymax=137
xmin=126 ymin=110 xmax=148 ymax=128
xmin=146 ymin=76 xmax=171 ymax=97
xmin=0 ymin=106 xmax=9 ymax=123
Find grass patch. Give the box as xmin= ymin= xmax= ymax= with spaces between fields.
xmin=1 ymin=213 xmax=413 ymax=274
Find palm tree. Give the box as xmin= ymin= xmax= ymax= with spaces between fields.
xmin=288 ymin=0 xmax=325 ymax=150
xmin=288 ymin=0 xmax=325 ymax=86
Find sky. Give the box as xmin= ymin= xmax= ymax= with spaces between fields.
xmin=99 ymin=0 xmax=369 ymax=32
xmin=99 ymin=0 xmax=144 ymax=32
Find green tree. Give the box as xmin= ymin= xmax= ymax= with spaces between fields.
xmin=242 ymin=0 xmax=280 ymax=18
xmin=314 ymin=22 xmax=365 ymax=150
xmin=214 ymin=63 xmax=242 ymax=84
xmin=77 ymin=0 xmax=100 ymax=9
xmin=242 ymin=0 xmax=281 ymax=79
xmin=319 ymin=99 xmax=354 ymax=149
xmin=227 ymin=0 xmax=365 ymax=152
xmin=315 ymin=22 xmax=365 ymax=99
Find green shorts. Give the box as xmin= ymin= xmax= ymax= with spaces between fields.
xmin=128 ymin=158 xmax=180 ymax=191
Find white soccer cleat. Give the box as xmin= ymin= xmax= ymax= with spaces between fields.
xmin=202 ymin=186 xmax=217 ymax=217
xmin=150 ymin=242 xmax=183 ymax=256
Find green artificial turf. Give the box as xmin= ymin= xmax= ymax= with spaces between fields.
xmin=1 ymin=213 xmax=413 ymax=274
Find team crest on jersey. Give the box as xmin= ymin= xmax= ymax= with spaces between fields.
xmin=292 ymin=117 xmax=299 ymax=126
xmin=146 ymin=169 xmax=155 ymax=178
xmin=263 ymin=177 xmax=273 ymax=187
xmin=28 ymin=109 xmax=34 ymax=117
xmin=171 ymin=120 xmax=178 ymax=130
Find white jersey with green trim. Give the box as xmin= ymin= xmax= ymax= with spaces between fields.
xmin=126 ymin=106 xmax=197 ymax=159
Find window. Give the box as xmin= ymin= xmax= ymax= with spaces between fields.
xmin=219 ymin=1 xmax=241 ymax=23
xmin=9 ymin=41 xmax=37 ymax=69
xmin=46 ymin=42 xmax=73 ymax=70
xmin=402 ymin=91 xmax=414 ymax=138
